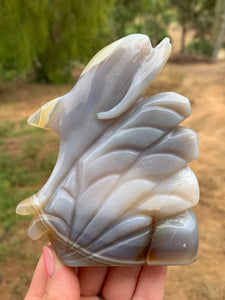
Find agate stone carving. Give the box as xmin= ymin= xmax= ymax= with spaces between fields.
xmin=16 ymin=34 xmax=199 ymax=266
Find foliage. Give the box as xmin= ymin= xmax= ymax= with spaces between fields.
xmin=112 ymin=0 xmax=142 ymax=38
xmin=193 ymin=0 xmax=216 ymax=39
xmin=186 ymin=38 xmax=214 ymax=57
xmin=0 ymin=0 xmax=115 ymax=83
xmin=0 ymin=0 xmax=223 ymax=82
xmin=139 ymin=0 xmax=173 ymax=46
xmin=171 ymin=0 xmax=215 ymax=33
xmin=112 ymin=0 xmax=172 ymax=46
xmin=171 ymin=0 xmax=216 ymax=52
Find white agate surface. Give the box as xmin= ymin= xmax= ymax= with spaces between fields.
xmin=16 ymin=34 xmax=199 ymax=266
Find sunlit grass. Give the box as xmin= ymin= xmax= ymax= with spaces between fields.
xmin=0 ymin=112 xmax=57 ymax=298
xmin=0 ymin=119 xmax=58 ymax=231
xmin=0 ymin=119 xmax=37 ymax=138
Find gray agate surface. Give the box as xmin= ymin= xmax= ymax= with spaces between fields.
xmin=16 ymin=34 xmax=199 ymax=266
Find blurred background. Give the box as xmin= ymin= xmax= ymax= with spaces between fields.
xmin=0 ymin=0 xmax=225 ymax=299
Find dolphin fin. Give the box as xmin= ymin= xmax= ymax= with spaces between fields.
xmin=16 ymin=196 xmax=36 ymax=215
xmin=28 ymin=97 xmax=61 ymax=129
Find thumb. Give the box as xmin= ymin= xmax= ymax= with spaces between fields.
xmin=43 ymin=245 xmax=80 ymax=300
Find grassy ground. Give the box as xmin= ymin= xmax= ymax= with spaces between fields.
xmin=0 ymin=81 xmax=65 ymax=299
xmin=0 ymin=119 xmax=57 ymax=228
xmin=0 ymin=59 xmax=225 ymax=299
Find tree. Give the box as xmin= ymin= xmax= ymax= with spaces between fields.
xmin=112 ymin=0 xmax=172 ymax=47
xmin=212 ymin=0 xmax=225 ymax=59
xmin=172 ymin=0 xmax=215 ymax=53
xmin=140 ymin=0 xmax=172 ymax=46
xmin=112 ymin=0 xmax=142 ymax=38
xmin=0 ymin=0 xmax=114 ymax=82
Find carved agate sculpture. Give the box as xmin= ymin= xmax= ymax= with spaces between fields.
xmin=16 ymin=34 xmax=199 ymax=266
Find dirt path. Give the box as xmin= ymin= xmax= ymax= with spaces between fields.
xmin=160 ymin=62 xmax=225 ymax=299
xmin=0 ymin=61 xmax=225 ymax=299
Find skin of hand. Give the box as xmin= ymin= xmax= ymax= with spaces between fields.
xmin=25 ymin=245 xmax=167 ymax=300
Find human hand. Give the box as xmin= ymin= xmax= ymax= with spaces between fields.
xmin=25 ymin=245 xmax=167 ymax=300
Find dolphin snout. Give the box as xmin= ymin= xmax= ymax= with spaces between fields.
xmin=155 ymin=37 xmax=172 ymax=59
xmin=123 ymin=34 xmax=152 ymax=56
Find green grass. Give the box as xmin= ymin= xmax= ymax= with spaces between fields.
xmin=0 ymin=119 xmax=58 ymax=231
xmin=0 ymin=119 xmax=38 ymax=138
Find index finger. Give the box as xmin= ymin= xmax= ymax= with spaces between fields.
xmin=25 ymin=253 xmax=48 ymax=300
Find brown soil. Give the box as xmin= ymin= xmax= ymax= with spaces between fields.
xmin=0 ymin=60 xmax=225 ymax=299
xmin=160 ymin=62 xmax=225 ymax=300
xmin=169 ymin=53 xmax=214 ymax=64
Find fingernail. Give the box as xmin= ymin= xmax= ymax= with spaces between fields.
xmin=43 ymin=246 xmax=55 ymax=278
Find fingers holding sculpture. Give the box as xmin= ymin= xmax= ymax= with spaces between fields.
xmin=25 ymin=245 xmax=80 ymax=300
xmin=25 ymin=245 xmax=167 ymax=300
